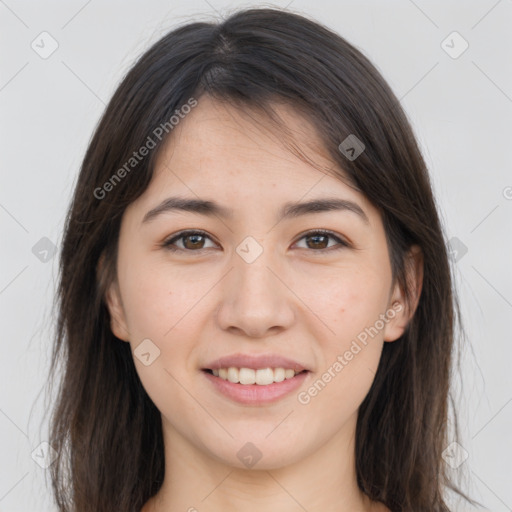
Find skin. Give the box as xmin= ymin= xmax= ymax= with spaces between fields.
xmin=105 ymin=96 xmax=423 ymax=512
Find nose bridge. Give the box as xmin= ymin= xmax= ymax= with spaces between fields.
xmin=233 ymin=234 xmax=280 ymax=303
xmin=215 ymin=234 xmax=295 ymax=337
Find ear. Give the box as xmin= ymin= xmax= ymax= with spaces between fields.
xmin=383 ymin=244 xmax=424 ymax=342
xmin=97 ymin=253 xmax=130 ymax=342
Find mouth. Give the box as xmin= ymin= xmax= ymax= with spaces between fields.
xmin=202 ymin=367 xmax=308 ymax=385
xmin=201 ymin=367 xmax=310 ymax=405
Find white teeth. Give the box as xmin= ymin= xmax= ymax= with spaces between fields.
xmin=255 ymin=368 xmax=274 ymax=385
xmin=273 ymin=367 xmax=285 ymax=382
xmin=285 ymin=369 xmax=295 ymax=379
xmin=210 ymin=367 xmax=303 ymax=385
xmin=227 ymin=367 xmax=240 ymax=383
xmin=239 ymin=367 xmax=255 ymax=384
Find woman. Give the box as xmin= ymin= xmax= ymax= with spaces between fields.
xmin=45 ymin=7 xmax=476 ymax=512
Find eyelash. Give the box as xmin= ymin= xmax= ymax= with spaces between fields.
xmin=161 ymin=229 xmax=349 ymax=254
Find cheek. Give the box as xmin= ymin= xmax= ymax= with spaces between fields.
xmin=299 ymin=356 xmax=378 ymax=432
xmin=299 ymin=306 xmax=386 ymax=425
xmin=119 ymin=260 xmax=212 ymax=395
xmin=297 ymin=265 xmax=389 ymax=405
xmin=118 ymin=263 xmax=206 ymax=411
xmin=304 ymin=263 xmax=391 ymax=342
xmin=119 ymin=261 xmax=202 ymax=341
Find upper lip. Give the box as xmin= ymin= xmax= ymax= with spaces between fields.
xmin=203 ymin=353 xmax=310 ymax=372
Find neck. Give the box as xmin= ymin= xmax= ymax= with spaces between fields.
xmin=143 ymin=413 xmax=385 ymax=512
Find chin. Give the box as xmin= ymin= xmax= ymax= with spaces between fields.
xmin=202 ymin=432 xmax=312 ymax=471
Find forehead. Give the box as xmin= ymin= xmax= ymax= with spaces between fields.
xmin=159 ymin=97 xmax=332 ymax=178
xmin=133 ymin=96 xmax=376 ymax=222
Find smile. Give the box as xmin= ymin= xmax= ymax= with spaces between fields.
xmin=202 ymin=368 xmax=309 ymax=405
xmin=209 ymin=367 xmax=303 ymax=385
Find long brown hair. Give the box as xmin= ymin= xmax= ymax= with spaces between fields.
xmin=44 ymin=7 xmax=477 ymax=511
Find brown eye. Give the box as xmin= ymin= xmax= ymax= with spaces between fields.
xmin=181 ymin=233 xmax=206 ymax=249
xmin=162 ymin=229 xmax=348 ymax=254
xmin=294 ymin=230 xmax=348 ymax=252
xmin=305 ymin=233 xmax=329 ymax=249
xmin=162 ymin=230 xmax=217 ymax=252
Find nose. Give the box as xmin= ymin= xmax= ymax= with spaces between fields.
xmin=214 ymin=244 xmax=295 ymax=339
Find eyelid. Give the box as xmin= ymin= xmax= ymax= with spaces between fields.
xmin=161 ymin=228 xmax=350 ymax=253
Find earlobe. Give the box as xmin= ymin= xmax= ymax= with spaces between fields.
xmin=104 ymin=282 xmax=131 ymax=342
xmin=382 ymin=299 xmax=408 ymax=342
xmin=383 ymin=245 xmax=424 ymax=342
xmin=97 ymin=253 xmax=130 ymax=342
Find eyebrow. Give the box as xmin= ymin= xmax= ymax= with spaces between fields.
xmin=142 ymin=196 xmax=369 ymax=225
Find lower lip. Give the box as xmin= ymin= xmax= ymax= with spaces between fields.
xmin=202 ymin=370 xmax=309 ymax=405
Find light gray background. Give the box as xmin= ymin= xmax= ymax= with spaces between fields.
xmin=1 ymin=1 xmax=511 ymax=511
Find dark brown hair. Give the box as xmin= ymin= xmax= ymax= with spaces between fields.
xmin=44 ymin=7 xmax=477 ymax=511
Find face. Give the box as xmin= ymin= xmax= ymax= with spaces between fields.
xmin=105 ymin=96 xmax=419 ymax=470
